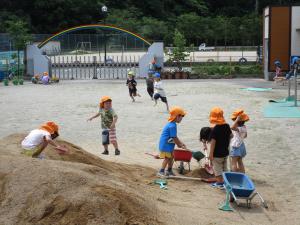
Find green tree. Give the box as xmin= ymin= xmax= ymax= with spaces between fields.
xmin=6 ymin=19 xmax=32 ymax=78
xmin=168 ymin=29 xmax=189 ymax=71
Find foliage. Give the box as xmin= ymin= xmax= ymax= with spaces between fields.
xmin=0 ymin=0 xmax=299 ymax=46
xmin=168 ymin=29 xmax=190 ymax=71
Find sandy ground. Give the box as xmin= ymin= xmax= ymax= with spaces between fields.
xmin=0 ymin=79 xmax=300 ymax=225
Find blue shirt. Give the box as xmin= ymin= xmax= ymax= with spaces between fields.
xmin=159 ymin=122 xmax=177 ymax=152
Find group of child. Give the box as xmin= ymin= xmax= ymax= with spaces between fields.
xmin=157 ymin=105 xmax=249 ymax=185
xmin=21 ymin=70 xmax=250 ymax=185
xmin=126 ymin=70 xmax=169 ymax=111
xmin=273 ymin=56 xmax=300 ymax=81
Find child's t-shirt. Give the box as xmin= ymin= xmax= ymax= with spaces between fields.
xmin=159 ymin=122 xmax=177 ymax=152
xmin=231 ymin=126 xmax=247 ymax=148
xmin=154 ymin=81 xmax=166 ymax=97
xmin=99 ymin=108 xmax=117 ymax=129
xmin=126 ymin=79 xmax=137 ymax=90
xmin=210 ymin=124 xmax=232 ymax=158
xmin=21 ymin=129 xmax=51 ymax=150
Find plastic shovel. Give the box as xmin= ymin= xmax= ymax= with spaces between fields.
xmin=154 ymin=179 xmax=168 ymax=190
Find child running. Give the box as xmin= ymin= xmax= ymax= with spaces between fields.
xmin=157 ymin=106 xmax=187 ymax=177
xmin=153 ymin=72 xmax=169 ymax=111
xmin=126 ymin=70 xmax=140 ymax=102
xmin=209 ymin=107 xmax=232 ymax=184
xmin=146 ymin=73 xmax=154 ymax=100
xmin=87 ymin=96 xmax=120 ymax=155
xmin=230 ymin=109 xmax=249 ymax=173
xmin=21 ymin=121 xmax=66 ymax=158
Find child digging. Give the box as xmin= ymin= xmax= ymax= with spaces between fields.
xmin=126 ymin=70 xmax=141 ymax=102
xmin=87 ymin=96 xmax=120 ymax=155
xmin=209 ymin=107 xmax=232 ymax=184
xmin=21 ymin=121 xmax=67 ymax=158
xmin=230 ymin=109 xmax=249 ymax=173
xmin=157 ymin=106 xmax=187 ymax=177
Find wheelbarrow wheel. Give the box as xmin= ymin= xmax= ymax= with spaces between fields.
xmin=179 ymin=161 xmax=184 ymax=174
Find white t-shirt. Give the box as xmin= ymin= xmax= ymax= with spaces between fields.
xmin=21 ymin=129 xmax=51 ymax=150
xmin=154 ymin=81 xmax=166 ymax=97
xmin=231 ymin=126 xmax=247 ymax=148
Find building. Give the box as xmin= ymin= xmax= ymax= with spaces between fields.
xmin=263 ymin=5 xmax=300 ymax=80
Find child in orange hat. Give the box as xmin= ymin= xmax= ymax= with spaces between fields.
xmin=87 ymin=96 xmax=120 ymax=155
xmin=157 ymin=106 xmax=187 ymax=177
xmin=21 ymin=121 xmax=66 ymax=158
xmin=230 ymin=109 xmax=249 ymax=173
xmin=209 ymin=107 xmax=233 ymax=184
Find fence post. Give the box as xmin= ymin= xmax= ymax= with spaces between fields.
xmin=93 ymin=56 xmax=97 ymax=79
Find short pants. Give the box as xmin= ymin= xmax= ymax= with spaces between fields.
xmin=102 ymin=129 xmax=117 ymax=145
xmin=230 ymin=143 xmax=247 ymax=158
xmin=212 ymin=157 xmax=228 ymax=177
xmin=153 ymin=93 xmax=167 ymax=103
xmin=159 ymin=151 xmax=172 ymax=159
xmin=129 ymin=88 xmax=137 ymax=96
xmin=22 ymin=145 xmax=43 ymax=157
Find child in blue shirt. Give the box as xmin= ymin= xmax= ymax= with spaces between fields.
xmin=157 ymin=106 xmax=187 ymax=177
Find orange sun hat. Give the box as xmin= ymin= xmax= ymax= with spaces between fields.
xmin=209 ymin=107 xmax=226 ymax=126
xmin=231 ymin=109 xmax=249 ymax=122
xmin=43 ymin=72 xmax=49 ymax=76
xmin=99 ymin=96 xmax=112 ymax=108
xmin=40 ymin=121 xmax=59 ymax=134
xmin=168 ymin=106 xmax=187 ymax=122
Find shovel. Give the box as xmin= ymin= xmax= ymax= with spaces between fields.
xmin=154 ymin=179 xmax=168 ymax=190
xmin=204 ymin=149 xmax=214 ymax=175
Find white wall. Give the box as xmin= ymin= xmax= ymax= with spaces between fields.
xmin=291 ymin=6 xmax=300 ymax=56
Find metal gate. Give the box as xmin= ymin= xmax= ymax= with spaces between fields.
xmin=49 ymin=54 xmax=140 ymax=80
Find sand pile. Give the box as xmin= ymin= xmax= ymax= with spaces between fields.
xmin=0 ymin=134 xmax=161 ymax=225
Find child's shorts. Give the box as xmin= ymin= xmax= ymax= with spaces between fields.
xmin=159 ymin=151 xmax=173 ymax=159
xmin=129 ymin=88 xmax=137 ymax=96
xmin=102 ymin=129 xmax=117 ymax=145
xmin=230 ymin=143 xmax=246 ymax=158
xmin=212 ymin=157 xmax=228 ymax=177
xmin=154 ymin=93 xmax=167 ymax=103
xmin=21 ymin=145 xmax=43 ymax=157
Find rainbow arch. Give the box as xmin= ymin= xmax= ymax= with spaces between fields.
xmin=38 ymin=24 xmax=151 ymax=48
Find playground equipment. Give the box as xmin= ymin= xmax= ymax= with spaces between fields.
xmin=286 ymin=66 xmax=299 ymax=107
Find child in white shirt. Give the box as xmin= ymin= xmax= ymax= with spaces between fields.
xmin=153 ymin=73 xmax=169 ymax=111
xmin=230 ymin=109 xmax=249 ymax=173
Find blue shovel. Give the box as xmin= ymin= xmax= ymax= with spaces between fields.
xmin=154 ymin=179 xmax=168 ymax=190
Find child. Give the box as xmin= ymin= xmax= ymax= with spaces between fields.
xmin=230 ymin=109 xmax=249 ymax=173
xmin=200 ymin=127 xmax=212 ymax=151
xmin=87 ymin=96 xmax=120 ymax=155
xmin=153 ymin=72 xmax=169 ymax=111
xmin=21 ymin=121 xmax=66 ymax=158
xmin=146 ymin=73 xmax=154 ymax=100
xmin=126 ymin=71 xmax=140 ymax=102
xmin=209 ymin=107 xmax=232 ymax=184
xmin=273 ymin=60 xmax=282 ymax=80
xmin=286 ymin=56 xmax=300 ymax=80
xmin=157 ymin=106 xmax=187 ymax=177
xmin=41 ymin=72 xmax=50 ymax=85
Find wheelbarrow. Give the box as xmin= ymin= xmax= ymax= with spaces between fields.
xmin=173 ymin=149 xmax=205 ymax=174
xmin=222 ymin=172 xmax=268 ymax=209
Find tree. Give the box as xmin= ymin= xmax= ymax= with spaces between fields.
xmin=168 ymin=29 xmax=189 ymax=71
xmin=6 ymin=19 xmax=32 ymax=79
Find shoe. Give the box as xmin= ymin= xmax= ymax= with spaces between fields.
xmin=157 ymin=169 xmax=165 ymax=177
xmin=166 ymin=170 xmax=175 ymax=176
xmin=102 ymin=150 xmax=109 ymax=155
xmin=115 ymin=149 xmax=120 ymax=155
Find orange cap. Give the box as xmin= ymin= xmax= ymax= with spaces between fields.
xmin=209 ymin=107 xmax=226 ymax=125
xmin=99 ymin=96 xmax=112 ymax=108
xmin=40 ymin=121 xmax=59 ymax=134
xmin=231 ymin=109 xmax=249 ymax=122
xmin=43 ymin=72 xmax=49 ymax=76
xmin=168 ymin=106 xmax=187 ymax=122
